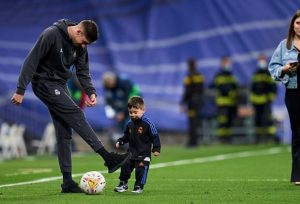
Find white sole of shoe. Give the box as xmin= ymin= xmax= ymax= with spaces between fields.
xmin=294 ymin=182 xmax=300 ymax=185
xmin=131 ymin=190 xmax=143 ymax=194
xmin=114 ymin=189 xmax=128 ymax=193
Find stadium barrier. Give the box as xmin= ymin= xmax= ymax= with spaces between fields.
xmin=31 ymin=122 xmax=56 ymax=155
xmin=0 ymin=123 xmax=27 ymax=160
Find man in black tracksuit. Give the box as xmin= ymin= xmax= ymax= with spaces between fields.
xmin=11 ymin=19 xmax=131 ymax=193
xmin=114 ymin=96 xmax=161 ymax=194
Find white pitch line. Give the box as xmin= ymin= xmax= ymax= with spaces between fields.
xmin=149 ymin=147 xmax=286 ymax=169
xmin=0 ymin=147 xmax=288 ymax=188
xmin=152 ymin=178 xmax=289 ymax=182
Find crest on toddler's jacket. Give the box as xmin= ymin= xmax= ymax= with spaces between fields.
xmin=137 ymin=126 xmax=143 ymax=134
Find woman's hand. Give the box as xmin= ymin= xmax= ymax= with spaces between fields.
xmin=282 ymin=62 xmax=299 ymax=74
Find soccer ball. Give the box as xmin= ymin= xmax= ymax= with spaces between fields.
xmin=79 ymin=171 xmax=106 ymax=194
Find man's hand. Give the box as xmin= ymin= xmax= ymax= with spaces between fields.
xmin=115 ymin=141 xmax=120 ymax=149
xmin=153 ymin=151 xmax=160 ymax=156
xmin=11 ymin=93 xmax=24 ymax=105
xmin=116 ymin=112 xmax=125 ymax=122
xmin=85 ymin=94 xmax=97 ymax=107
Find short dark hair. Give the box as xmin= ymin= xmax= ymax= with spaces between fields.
xmin=80 ymin=20 xmax=99 ymax=43
xmin=128 ymin=96 xmax=145 ymax=110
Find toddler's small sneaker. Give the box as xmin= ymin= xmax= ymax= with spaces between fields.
xmin=131 ymin=186 xmax=143 ymax=194
xmin=114 ymin=181 xmax=128 ymax=193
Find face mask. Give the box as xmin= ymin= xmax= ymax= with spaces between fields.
xmin=258 ymin=60 xmax=267 ymax=69
xmin=222 ymin=64 xmax=231 ymax=71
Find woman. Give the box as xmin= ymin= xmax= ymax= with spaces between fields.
xmin=269 ymin=10 xmax=300 ymax=185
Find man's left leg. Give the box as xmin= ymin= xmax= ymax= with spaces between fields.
xmin=50 ymin=110 xmax=82 ymax=193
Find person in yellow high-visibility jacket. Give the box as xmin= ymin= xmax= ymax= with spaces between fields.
xmin=180 ymin=58 xmax=205 ymax=147
xmin=250 ymin=54 xmax=277 ymax=143
xmin=211 ymin=56 xmax=238 ymax=143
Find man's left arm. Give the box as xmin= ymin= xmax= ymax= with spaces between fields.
xmin=75 ymin=48 xmax=96 ymax=97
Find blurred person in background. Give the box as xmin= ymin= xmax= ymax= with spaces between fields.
xmin=102 ymin=71 xmax=141 ymax=148
xmin=250 ymin=54 xmax=277 ymax=143
xmin=68 ymin=72 xmax=87 ymax=110
xmin=180 ymin=58 xmax=205 ymax=147
xmin=11 ymin=19 xmax=131 ymax=193
xmin=269 ymin=10 xmax=300 ymax=185
xmin=211 ymin=56 xmax=239 ymax=143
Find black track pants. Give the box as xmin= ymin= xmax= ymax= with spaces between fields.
xmin=32 ymin=81 xmax=104 ymax=172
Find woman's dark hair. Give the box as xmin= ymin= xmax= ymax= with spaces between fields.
xmin=287 ymin=10 xmax=300 ymax=49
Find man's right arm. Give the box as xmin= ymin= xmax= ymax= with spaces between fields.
xmin=12 ymin=28 xmax=54 ymax=105
xmin=16 ymin=29 xmax=54 ymax=95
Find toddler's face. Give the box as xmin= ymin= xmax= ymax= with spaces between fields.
xmin=128 ymin=107 xmax=145 ymax=121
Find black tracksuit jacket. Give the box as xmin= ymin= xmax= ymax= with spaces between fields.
xmin=118 ymin=115 xmax=161 ymax=161
xmin=16 ymin=19 xmax=96 ymax=97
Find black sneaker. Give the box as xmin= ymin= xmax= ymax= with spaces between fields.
xmin=104 ymin=152 xmax=132 ymax=173
xmin=61 ymin=180 xmax=83 ymax=193
xmin=114 ymin=181 xmax=128 ymax=193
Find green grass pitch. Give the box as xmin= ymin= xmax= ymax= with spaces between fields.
xmin=0 ymin=144 xmax=300 ymax=204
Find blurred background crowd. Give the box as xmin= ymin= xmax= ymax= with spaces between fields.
xmin=0 ymin=0 xmax=299 ymax=158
